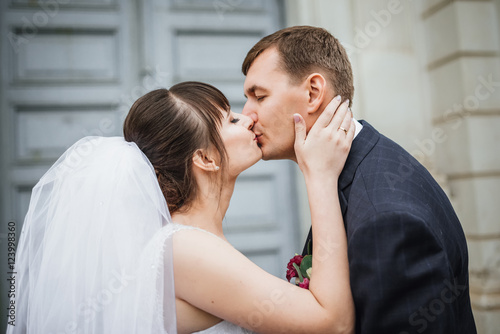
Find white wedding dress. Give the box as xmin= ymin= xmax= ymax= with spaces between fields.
xmin=194 ymin=320 xmax=255 ymax=334
xmin=7 ymin=137 xmax=256 ymax=334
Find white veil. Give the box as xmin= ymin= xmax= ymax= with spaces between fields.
xmin=7 ymin=136 xmax=177 ymax=333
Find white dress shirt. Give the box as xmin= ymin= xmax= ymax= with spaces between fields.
xmin=353 ymin=118 xmax=363 ymax=139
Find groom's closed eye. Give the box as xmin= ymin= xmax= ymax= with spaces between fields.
xmin=244 ymin=84 xmax=269 ymax=99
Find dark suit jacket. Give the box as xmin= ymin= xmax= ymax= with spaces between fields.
xmin=302 ymin=121 xmax=476 ymax=333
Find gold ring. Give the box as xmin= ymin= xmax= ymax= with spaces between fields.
xmin=339 ymin=126 xmax=348 ymax=134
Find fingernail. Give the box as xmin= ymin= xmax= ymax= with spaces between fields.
xmin=345 ymin=99 xmax=350 ymax=105
xmin=335 ymin=95 xmax=341 ymax=101
xmin=293 ymin=114 xmax=300 ymax=123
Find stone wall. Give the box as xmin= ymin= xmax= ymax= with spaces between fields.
xmin=420 ymin=1 xmax=500 ymax=332
xmin=287 ymin=0 xmax=500 ymax=332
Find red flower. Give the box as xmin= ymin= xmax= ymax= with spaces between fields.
xmin=286 ymin=255 xmax=303 ymax=282
xmin=299 ymin=278 xmax=309 ymax=289
xmin=286 ymin=268 xmax=296 ymax=281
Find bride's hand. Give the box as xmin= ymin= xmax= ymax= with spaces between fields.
xmin=294 ymin=96 xmax=355 ymax=179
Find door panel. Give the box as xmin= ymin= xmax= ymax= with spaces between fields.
xmin=15 ymin=106 xmax=117 ymax=162
xmin=13 ymin=30 xmax=119 ymax=83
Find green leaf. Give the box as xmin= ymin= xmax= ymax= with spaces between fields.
xmin=299 ymin=255 xmax=312 ymax=279
xmin=292 ymin=263 xmax=303 ymax=282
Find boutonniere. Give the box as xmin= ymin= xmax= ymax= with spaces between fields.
xmin=286 ymin=241 xmax=312 ymax=289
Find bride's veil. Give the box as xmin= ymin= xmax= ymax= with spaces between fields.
xmin=7 ymin=136 xmax=177 ymax=333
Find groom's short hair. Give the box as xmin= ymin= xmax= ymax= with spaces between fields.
xmin=242 ymin=25 xmax=354 ymax=106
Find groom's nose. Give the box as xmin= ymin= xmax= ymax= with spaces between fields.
xmin=239 ymin=114 xmax=254 ymax=130
xmin=242 ymin=101 xmax=258 ymax=123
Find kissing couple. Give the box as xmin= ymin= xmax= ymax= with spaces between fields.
xmin=8 ymin=26 xmax=476 ymax=334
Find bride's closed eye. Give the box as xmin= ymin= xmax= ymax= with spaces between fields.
xmin=230 ymin=117 xmax=240 ymax=124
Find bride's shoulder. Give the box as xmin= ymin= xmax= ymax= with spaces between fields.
xmin=162 ymin=223 xmax=232 ymax=257
xmin=160 ymin=223 xmax=222 ymax=241
xmin=168 ymin=223 xmax=250 ymax=274
xmin=171 ymin=224 xmax=227 ymax=248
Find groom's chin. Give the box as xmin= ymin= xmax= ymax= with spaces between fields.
xmin=259 ymin=148 xmax=272 ymax=161
xmin=260 ymin=150 xmax=289 ymax=161
xmin=258 ymin=143 xmax=294 ymax=161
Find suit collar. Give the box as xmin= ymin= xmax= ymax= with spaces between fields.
xmin=338 ymin=120 xmax=379 ymax=190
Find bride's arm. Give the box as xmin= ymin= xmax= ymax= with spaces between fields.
xmin=173 ymin=98 xmax=355 ymax=334
xmin=294 ymin=96 xmax=355 ymax=332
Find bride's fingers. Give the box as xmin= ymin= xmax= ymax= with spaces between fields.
xmin=293 ymin=113 xmax=306 ymax=148
xmin=336 ymin=105 xmax=352 ymax=136
xmin=315 ymin=95 xmax=342 ymax=128
xmin=327 ymin=99 xmax=350 ymax=131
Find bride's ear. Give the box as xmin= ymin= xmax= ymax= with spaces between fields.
xmin=305 ymin=73 xmax=327 ymax=115
xmin=192 ymin=149 xmax=220 ymax=172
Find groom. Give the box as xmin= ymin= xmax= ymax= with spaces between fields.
xmin=241 ymin=26 xmax=476 ymax=333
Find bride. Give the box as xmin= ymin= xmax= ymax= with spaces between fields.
xmin=8 ymin=81 xmax=355 ymax=334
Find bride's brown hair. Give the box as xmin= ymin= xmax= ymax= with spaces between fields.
xmin=123 ymin=81 xmax=229 ymax=214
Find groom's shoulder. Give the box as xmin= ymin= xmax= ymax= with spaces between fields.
xmin=357 ymin=121 xmax=410 ymax=159
xmin=355 ymin=121 xmax=421 ymax=176
xmin=353 ymin=121 xmax=445 ymax=204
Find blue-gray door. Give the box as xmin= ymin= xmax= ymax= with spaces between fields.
xmin=0 ymin=0 xmax=297 ymax=328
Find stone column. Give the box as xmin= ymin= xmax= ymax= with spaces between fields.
xmin=420 ymin=0 xmax=500 ymax=333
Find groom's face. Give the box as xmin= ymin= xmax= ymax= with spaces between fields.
xmin=242 ymin=48 xmax=307 ymax=161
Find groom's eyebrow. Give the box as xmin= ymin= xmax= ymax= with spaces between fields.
xmin=244 ymin=84 xmax=268 ymax=98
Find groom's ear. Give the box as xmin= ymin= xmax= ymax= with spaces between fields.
xmin=305 ymin=73 xmax=327 ymax=115
xmin=192 ymin=149 xmax=219 ymax=172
